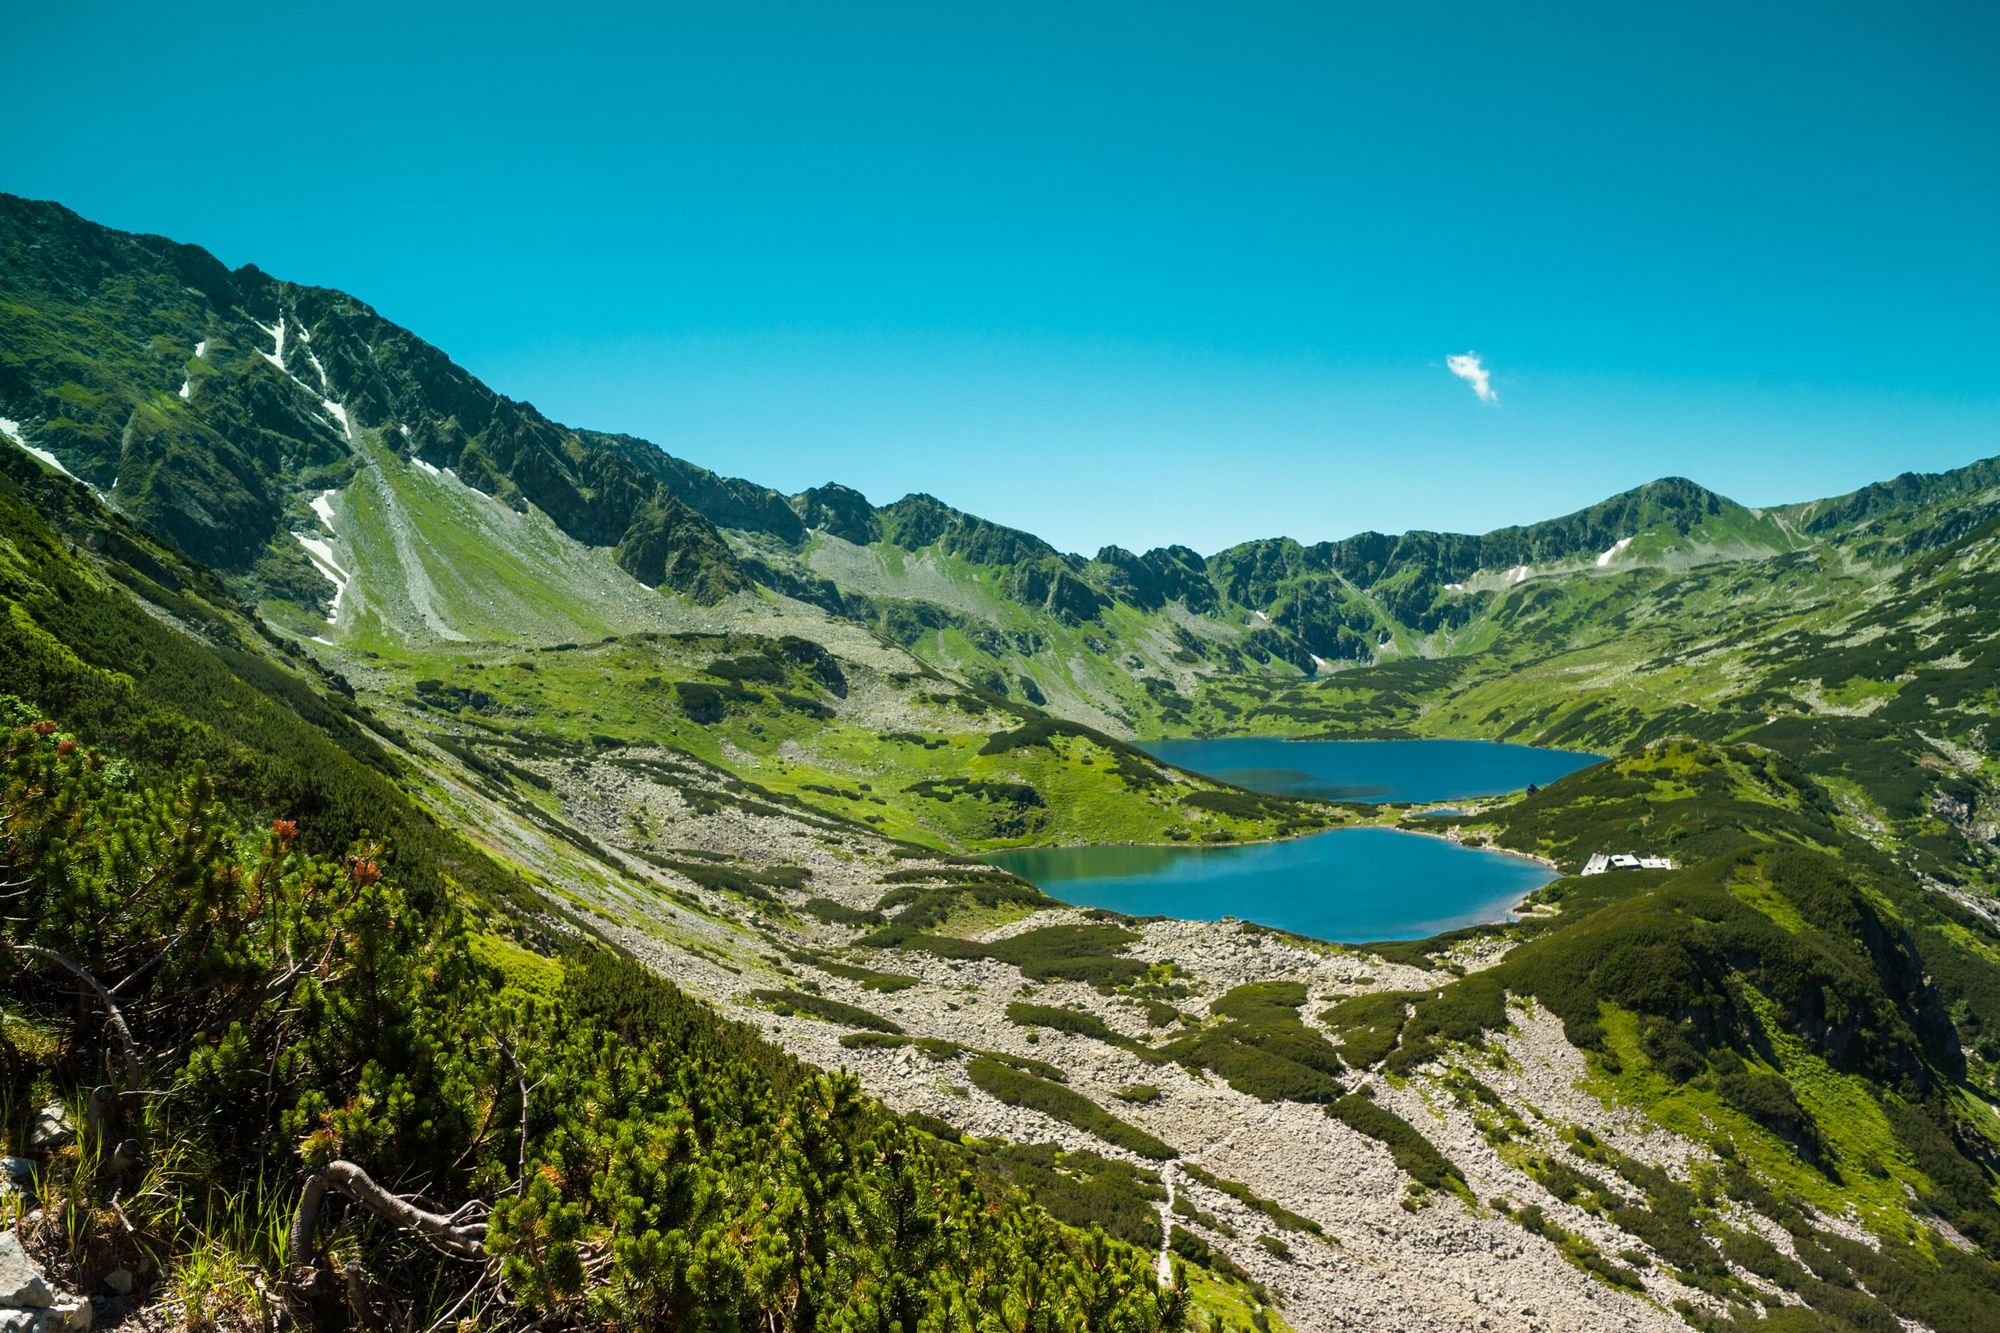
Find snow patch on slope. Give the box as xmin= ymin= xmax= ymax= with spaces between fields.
xmin=295 ymin=533 xmax=350 ymax=620
xmin=1595 ymin=537 xmax=1633 ymax=568
xmin=182 ymin=339 xmax=209 ymax=396
xmin=301 ymin=490 xmax=350 ymax=620
xmin=1506 ymin=564 xmax=1532 ymax=585
xmin=455 ymin=470 xmax=497 ymax=501
xmin=297 ymin=535 xmax=341 ymax=570
xmin=254 ymin=315 xmax=287 ymax=370
xmin=411 ymin=456 xmax=441 ymax=477
xmin=298 ymin=323 xmax=331 ymax=391
xmin=320 ymin=399 xmax=353 ymax=441
xmin=0 ymin=417 xmax=77 ymax=479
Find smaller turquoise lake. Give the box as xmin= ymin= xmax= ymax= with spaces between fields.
xmin=989 ymin=829 xmax=1557 ymax=942
xmin=991 ymin=739 xmax=1604 ymax=942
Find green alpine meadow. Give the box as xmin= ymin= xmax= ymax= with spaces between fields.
xmin=1 ymin=12 xmax=1996 ymax=1330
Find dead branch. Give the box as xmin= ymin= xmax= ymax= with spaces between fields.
xmin=290 ymin=1160 xmax=487 ymax=1286
xmin=9 ymin=942 xmax=141 ymax=1089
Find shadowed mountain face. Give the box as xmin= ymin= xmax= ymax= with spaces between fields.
xmin=0 ymin=194 xmax=748 ymax=599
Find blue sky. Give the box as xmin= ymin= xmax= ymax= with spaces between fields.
xmin=5 ymin=2 xmax=1996 ymax=554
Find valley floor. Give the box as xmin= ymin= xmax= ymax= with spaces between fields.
xmin=386 ymin=704 xmax=1882 ymax=1333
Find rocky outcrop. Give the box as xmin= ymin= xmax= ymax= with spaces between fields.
xmin=0 ymin=1234 xmax=89 ymax=1332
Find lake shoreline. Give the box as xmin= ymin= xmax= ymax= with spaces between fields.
xmin=1390 ymin=821 xmax=1562 ymax=872
xmin=994 ymin=821 xmax=1565 ymax=941
xmin=1136 ymin=735 xmax=1605 ymax=807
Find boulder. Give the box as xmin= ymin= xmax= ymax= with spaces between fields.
xmin=0 ymin=1234 xmax=52 ymax=1307
xmin=25 ymin=1106 xmax=72 ymax=1153
xmin=45 ymin=1300 xmax=93 ymax=1331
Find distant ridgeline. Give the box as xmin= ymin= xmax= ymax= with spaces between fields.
xmin=9 ymin=193 xmax=1984 ymax=665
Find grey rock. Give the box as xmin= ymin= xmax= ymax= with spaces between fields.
xmin=101 ymin=1269 xmax=133 ymax=1297
xmin=0 ymin=1311 xmax=37 ymax=1333
xmin=0 ymin=1161 xmax=32 ymax=1186
xmin=0 ymin=1233 xmax=53 ymax=1307
xmin=25 ymin=1105 xmax=72 ymax=1153
xmin=46 ymin=1300 xmax=93 ymax=1331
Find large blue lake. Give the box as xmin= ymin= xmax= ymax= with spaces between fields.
xmin=1138 ymin=737 xmax=1602 ymax=804
xmin=990 ymin=739 xmax=1602 ymax=942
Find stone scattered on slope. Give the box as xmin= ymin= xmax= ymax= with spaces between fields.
xmin=25 ymin=1107 xmax=71 ymax=1153
xmin=0 ymin=1235 xmax=52 ymax=1308
xmin=0 ymin=1161 xmax=32 ymax=1198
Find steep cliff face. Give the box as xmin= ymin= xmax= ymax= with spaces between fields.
xmin=0 ymin=194 xmax=753 ymax=601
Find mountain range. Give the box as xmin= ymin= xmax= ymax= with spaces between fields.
xmin=4 ymin=192 xmax=1999 ymax=1333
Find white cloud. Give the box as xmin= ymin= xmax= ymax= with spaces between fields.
xmin=1446 ymin=351 xmax=1497 ymax=404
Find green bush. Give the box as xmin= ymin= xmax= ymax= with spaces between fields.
xmin=838 ymin=1031 xmax=912 ymax=1051
xmin=1177 ymin=1164 xmax=1322 ymax=1236
xmin=873 ymin=922 xmax=1150 ymax=992
xmin=970 ymin=1142 xmax=1166 ymax=1248
xmin=750 ymin=988 xmax=905 ymax=1033
xmin=966 ymin=1057 xmax=1175 ymax=1160
xmin=1164 ymin=981 xmax=1344 ymax=1103
xmin=0 ymin=718 xmax=1180 ymax=1329
xmin=1319 ymin=990 xmax=1421 ymax=1068
xmin=1006 ymin=1001 xmax=1165 ymax=1061
xmin=797 ymin=896 xmax=886 ymax=926
xmin=1325 ymin=1096 xmax=1465 ymax=1196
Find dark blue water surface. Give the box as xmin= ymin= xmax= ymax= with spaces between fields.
xmin=1139 ymin=737 xmax=1602 ymax=804
xmin=989 ymin=738 xmax=1603 ymax=942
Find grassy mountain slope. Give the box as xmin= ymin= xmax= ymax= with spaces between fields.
xmin=0 ymin=193 xmax=750 ymax=603
xmin=1 ymin=192 xmax=1329 ymax=857
xmin=0 ymin=423 xmax=1249 ymax=1332
xmin=1369 ymin=744 xmax=2000 ymax=1331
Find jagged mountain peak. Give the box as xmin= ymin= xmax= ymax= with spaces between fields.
xmin=791 ymin=481 xmax=881 ymax=544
